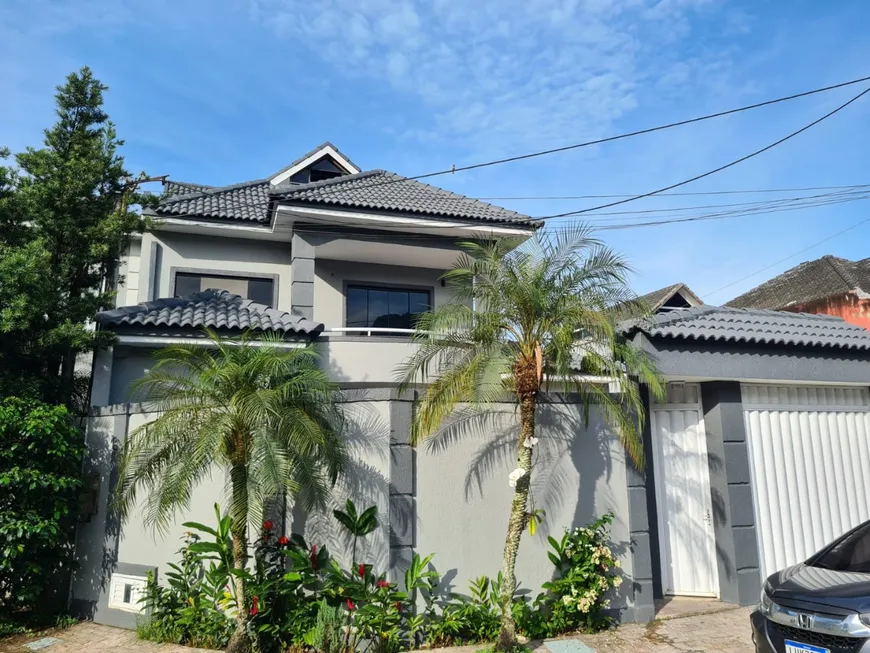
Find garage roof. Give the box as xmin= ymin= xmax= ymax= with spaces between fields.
xmin=620 ymin=305 xmax=870 ymax=351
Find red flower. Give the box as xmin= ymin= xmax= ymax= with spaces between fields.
xmin=278 ymin=535 xmax=289 ymax=546
xmin=309 ymin=545 xmax=318 ymax=569
xmin=250 ymin=596 xmax=259 ymax=616
xmin=358 ymin=563 xmax=366 ymax=577
xmin=345 ymin=598 xmax=356 ymax=611
xmin=394 ymin=601 xmax=402 ymax=613
xmin=262 ymin=520 xmax=274 ymax=531
xmin=376 ymin=580 xmax=390 ymax=589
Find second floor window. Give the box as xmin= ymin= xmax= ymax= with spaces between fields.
xmin=175 ymin=272 xmax=274 ymax=307
xmin=346 ymin=285 xmax=430 ymax=331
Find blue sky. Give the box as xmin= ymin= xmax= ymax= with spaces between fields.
xmin=2 ymin=0 xmax=869 ymax=302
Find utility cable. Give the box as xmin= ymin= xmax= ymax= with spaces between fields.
xmin=702 ymin=216 xmax=870 ymax=300
xmin=535 ymin=85 xmax=870 ymax=220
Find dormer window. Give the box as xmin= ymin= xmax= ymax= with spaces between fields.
xmin=290 ymin=157 xmax=345 ymax=184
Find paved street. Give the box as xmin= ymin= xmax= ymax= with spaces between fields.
xmin=3 ymin=606 xmax=753 ymax=653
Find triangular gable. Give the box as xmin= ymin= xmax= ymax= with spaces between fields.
xmin=270 ymin=142 xmax=360 ymax=186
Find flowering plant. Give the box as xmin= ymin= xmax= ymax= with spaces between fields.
xmin=516 ymin=513 xmax=623 ymax=637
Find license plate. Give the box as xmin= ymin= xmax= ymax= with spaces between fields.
xmin=785 ymin=640 xmax=829 ymax=653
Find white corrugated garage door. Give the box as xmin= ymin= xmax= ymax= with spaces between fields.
xmin=743 ymin=383 xmax=870 ymax=580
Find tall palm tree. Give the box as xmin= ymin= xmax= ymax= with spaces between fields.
xmin=114 ymin=330 xmax=345 ymax=653
xmin=397 ymin=226 xmax=662 ymax=650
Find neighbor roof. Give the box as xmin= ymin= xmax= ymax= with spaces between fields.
xmin=726 ymin=255 xmax=870 ymax=310
xmin=638 ymin=282 xmax=702 ymax=312
xmin=620 ymin=305 xmax=870 ymax=351
xmin=96 ymin=289 xmax=323 ymax=336
xmin=150 ymin=151 xmax=536 ymax=226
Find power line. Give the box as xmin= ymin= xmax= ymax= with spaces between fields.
xmin=576 ymin=188 xmax=870 ymax=219
xmin=702 ymin=216 xmax=870 ymax=300
xmin=594 ymin=192 xmax=870 ymax=230
xmin=393 ymin=74 xmax=870 ymax=184
xmin=536 ymin=85 xmax=870 ymax=220
xmin=477 ymin=183 xmax=870 ymax=200
xmin=242 ymin=73 xmax=870 ymax=203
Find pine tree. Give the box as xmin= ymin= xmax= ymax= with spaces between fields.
xmin=0 ymin=67 xmax=147 ymax=406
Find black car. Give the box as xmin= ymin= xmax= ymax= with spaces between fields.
xmin=752 ymin=520 xmax=870 ymax=653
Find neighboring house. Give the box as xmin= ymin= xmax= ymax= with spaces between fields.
xmin=726 ymin=255 xmax=870 ymax=329
xmin=70 ymin=143 xmax=655 ymax=627
xmin=637 ymin=282 xmax=703 ymax=314
xmin=621 ymin=305 xmax=870 ymax=607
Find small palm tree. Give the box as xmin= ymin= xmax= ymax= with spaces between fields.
xmin=397 ymin=226 xmax=662 ymax=650
xmin=114 ymin=330 xmax=345 ymax=653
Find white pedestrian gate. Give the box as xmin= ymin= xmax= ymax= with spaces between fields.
xmin=743 ymin=384 xmax=870 ymax=580
xmin=651 ymin=383 xmax=719 ymax=597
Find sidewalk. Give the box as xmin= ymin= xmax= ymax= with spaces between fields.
xmin=2 ymin=606 xmax=753 ymax=653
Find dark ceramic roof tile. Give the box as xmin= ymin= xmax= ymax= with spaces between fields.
xmin=154 ymin=179 xmax=271 ymax=223
xmin=620 ymin=305 xmax=870 ymax=351
xmin=96 ymin=290 xmax=322 ymax=335
xmin=271 ymin=169 xmax=536 ymax=225
xmin=162 ymin=180 xmax=215 ymax=197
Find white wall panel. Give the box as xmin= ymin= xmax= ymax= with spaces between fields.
xmin=743 ymin=384 xmax=870 ymax=580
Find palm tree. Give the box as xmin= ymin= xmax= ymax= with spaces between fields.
xmin=397 ymin=226 xmax=662 ymax=650
xmin=114 ymin=330 xmax=345 ymax=653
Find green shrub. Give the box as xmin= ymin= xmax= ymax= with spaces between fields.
xmin=0 ymin=397 xmax=85 ymax=613
xmin=304 ymin=600 xmax=343 ymax=653
xmin=516 ymin=513 xmax=623 ymax=637
xmin=138 ymin=503 xmax=625 ymax=651
xmin=136 ymin=505 xmax=234 ymax=649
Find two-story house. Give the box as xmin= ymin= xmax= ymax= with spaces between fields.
xmin=70 ymin=143 xmax=681 ymax=629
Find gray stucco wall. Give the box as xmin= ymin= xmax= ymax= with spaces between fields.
xmin=700 ymin=382 xmax=761 ymax=606
xmin=73 ymin=389 xmax=644 ymax=628
xmin=414 ymin=398 xmax=640 ymax=621
xmin=140 ymin=231 xmax=293 ymax=309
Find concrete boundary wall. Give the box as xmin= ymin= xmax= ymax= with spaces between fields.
xmin=72 ymin=389 xmax=649 ymax=628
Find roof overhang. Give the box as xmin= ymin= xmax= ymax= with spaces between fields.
xmin=276 ymin=204 xmax=535 ymax=238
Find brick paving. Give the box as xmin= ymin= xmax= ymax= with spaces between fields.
xmin=1 ymin=607 xmax=754 ymax=652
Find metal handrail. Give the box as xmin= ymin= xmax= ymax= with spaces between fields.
xmin=324 ymin=327 xmax=419 ymax=337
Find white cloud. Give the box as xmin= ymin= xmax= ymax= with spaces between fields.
xmin=247 ymin=0 xmax=730 ymax=158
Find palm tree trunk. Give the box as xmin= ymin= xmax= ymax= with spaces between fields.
xmin=227 ymin=463 xmax=251 ymax=653
xmin=496 ymin=393 xmax=536 ymax=651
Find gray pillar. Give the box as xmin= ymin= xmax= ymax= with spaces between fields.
xmin=388 ymin=396 xmax=415 ymax=586
xmin=627 ymin=385 xmax=656 ymax=622
xmin=700 ymin=381 xmax=761 ymax=606
xmin=291 ymin=232 xmax=315 ymax=321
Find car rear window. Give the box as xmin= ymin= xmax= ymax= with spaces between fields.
xmin=812 ymin=522 xmax=870 ymax=572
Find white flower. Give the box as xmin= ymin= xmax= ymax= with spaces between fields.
xmin=613 ymin=575 xmax=623 ymax=586
xmin=508 ymin=467 xmax=527 ymax=487
xmin=523 ymin=436 xmax=539 ymax=449
xmin=561 ymin=595 xmax=573 ymax=606
xmin=614 ymin=560 xmax=621 ymax=568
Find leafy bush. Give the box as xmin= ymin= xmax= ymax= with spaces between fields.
xmin=516 ymin=513 xmax=623 ymax=637
xmin=304 ymin=600 xmax=343 ymax=653
xmin=138 ymin=503 xmax=623 ymax=651
xmin=0 ymin=397 xmax=85 ymax=613
xmin=136 ymin=506 xmax=235 ymax=649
